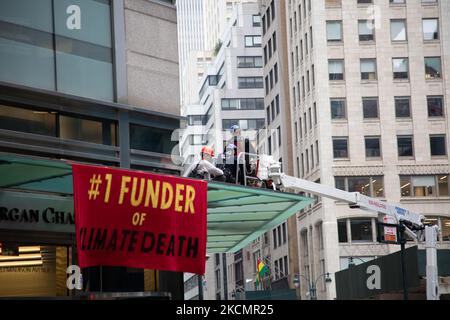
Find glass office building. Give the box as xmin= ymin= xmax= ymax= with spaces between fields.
xmin=0 ymin=0 xmax=183 ymax=298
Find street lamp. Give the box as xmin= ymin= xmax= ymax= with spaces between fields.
xmin=294 ymin=273 xmax=332 ymax=300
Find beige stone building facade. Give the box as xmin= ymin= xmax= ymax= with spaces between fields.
xmin=286 ymin=0 xmax=450 ymax=299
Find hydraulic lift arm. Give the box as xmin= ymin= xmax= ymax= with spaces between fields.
xmin=269 ymin=171 xmax=440 ymax=300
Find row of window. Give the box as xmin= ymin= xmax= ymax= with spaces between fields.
xmin=295 ymin=103 xmax=317 ymax=141
xmin=273 ymin=222 xmax=287 ymax=249
xmin=338 ymin=214 xmax=450 ymax=245
xmin=332 ymin=135 xmax=448 ymax=159
xmin=264 ymin=63 xmax=279 ymax=95
xmin=289 ymin=0 xmax=312 ymax=37
xmin=0 ymin=104 xmax=176 ymax=155
xmin=267 ymin=126 xmax=282 ymax=156
xmin=292 ymin=65 xmax=315 ymax=107
xmin=263 ymin=32 xmax=277 ymax=65
xmin=237 ymin=76 xmax=264 ymax=89
xmin=244 ymin=35 xmax=262 ymax=48
xmin=297 ymin=140 xmax=320 ymax=177
xmin=400 ymin=175 xmax=449 ymax=198
xmin=330 ymin=96 xmax=445 ymax=120
xmin=326 ymin=18 xmax=440 ymax=44
xmin=262 ymin=0 xmax=276 ymax=35
xmin=266 ymin=95 xmax=280 ymax=125
xmin=328 ymin=57 xmax=442 ymax=82
xmin=274 ymin=256 xmax=289 ymax=281
xmin=221 ymin=98 xmax=264 ymax=111
xmin=237 ymin=56 xmax=263 ymax=68
xmin=324 ymin=0 xmax=438 ymax=9
xmin=222 ymin=119 xmax=265 ymax=131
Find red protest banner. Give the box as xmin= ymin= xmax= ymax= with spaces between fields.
xmin=72 ymin=163 xmax=208 ymax=275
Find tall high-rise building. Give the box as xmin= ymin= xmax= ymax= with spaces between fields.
xmin=180 ymin=1 xmax=265 ymax=168
xmin=286 ymin=0 xmax=450 ymax=299
xmin=258 ymin=0 xmax=298 ymax=294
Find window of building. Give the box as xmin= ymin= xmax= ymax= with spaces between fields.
xmin=268 ymin=39 xmax=273 ymax=59
xmin=397 ymin=135 xmax=414 ymax=157
xmin=365 ymin=136 xmax=381 ymax=158
xmin=272 ymin=32 xmax=277 ymax=52
xmin=391 ymin=19 xmax=407 ymax=41
xmin=268 ymin=136 xmax=272 ymax=155
xmin=400 ymin=176 xmax=439 ymax=197
xmin=275 ymin=95 xmax=280 ymax=115
xmin=271 ymin=1 xmax=276 ymax=21
xmin=282 ymin=223 xmax=287 ymax=244
xmin=245 ymin=35 xmax=262 ymax=47
xmin=336 ymin=176 xmax=384 ymax=197
xmin=351 ymin=219 xmax=373 ymax=242
xmin=0 ymin=104 xmax=117 ymax=146
xmin=360 ymin=59 xmax=377 ymax=80
xmin=438 ymin=176 xmax=449 ymax=197
xmin=274 ymin=63 xmax=278 ymax=84
xmin=395 ymin=97 xmax=411 ymax=118
xmin=430 ymin=135 xmax=447 ymax=156
xmin=252 ymin=15 xmax=261 ymax=27
xmin=329 ymin=59 xmax=344 ymax=80
xmin=348 ymin=177 xmax=367 ymax=195
xmin=278 ymin=126 xmax=281 ymax=147
xmin=393 ymin=58 xmax=409 ymax=80
xmin=264 ymin=46 xmax=268 ymax=65
xmin=262 ymin=15 xmax=267 ymax=35
xmin=358 ymin=20 xmax=375 ymax=41
xmin=222 ymin=119 xmax=265 ymax=131
xmin=412 ymin=176 xmax=449 ymax=198
xmin=269 ymin=70 xmax=274 ymax=89
xmin=0 ymin=0 xmax=114 ymax=101
xmin=338 ymin=220 xmax=348 ymax=243
xmin=357 ymin=0 xmax=373 ymax=3
xmin=221 ymin=98 xmax=264 ymax=110
xmin=331 ymin=99 xmax=346 ymax=119
xmin=238 ymin=77 xmax=264 ymax=89
xmin=423 ymin=18 xmax=439 ymax=40
xmin=326 ymin=0 xmax=342 ymax=7
xmin=0 ymin=105 xmax=56 ymax=137
xmin=326 ymin=21 xmax=342 ymax=42
xmin=271 ymin=100 xmax=275 ymax=121
xmin=427 ymin=96 xmax=444 ymax=117
xmin=425 ymin=57 xmax=441 ymax=79
xmin=273 ymin=229 xmax=277 ymax=248
xmin=130 ymin=124 xmax=175 ymax=154
xmin=333 ymin=137 xmax=348 ymax=159
xmin=237 ymin=56 xmax=263 ymax=68
xmin=362 ymin=98 xmax=379 ymax=119
xmin=390 ymin=0 xmax=405 ymax=3
xmin=284 ymin=256 xmax=289 ymax=277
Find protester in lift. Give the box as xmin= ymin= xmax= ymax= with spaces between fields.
xmin=191 ymin=146 xmax=226 ymax=182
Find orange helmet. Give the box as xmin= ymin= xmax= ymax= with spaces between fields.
xmin=201 ymin=146 xmax=215 ymax=158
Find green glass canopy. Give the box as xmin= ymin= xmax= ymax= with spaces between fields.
xmin=0 ymin=154 xmax=314 ymax=253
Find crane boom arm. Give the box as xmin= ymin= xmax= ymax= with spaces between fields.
xmin=275 ymin=173 xmax=424 ymax=228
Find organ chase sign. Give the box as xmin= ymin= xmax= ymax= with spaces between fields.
xmin=0 ymin=191 xmax=74 ymax=233
xmin=71 ymin=164 xmax=208 ymax=275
